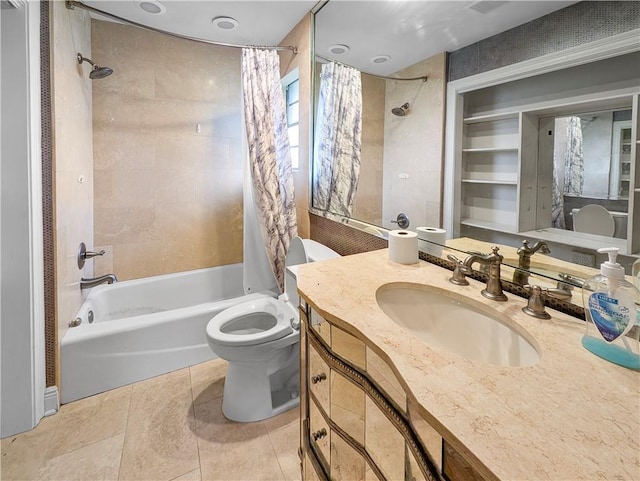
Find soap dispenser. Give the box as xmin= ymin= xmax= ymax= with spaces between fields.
xmin=582 ymin=247 xmax=640 ymax=370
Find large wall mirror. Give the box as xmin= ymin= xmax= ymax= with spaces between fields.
xmin=311 ymin=0 xmax=640 ymax=310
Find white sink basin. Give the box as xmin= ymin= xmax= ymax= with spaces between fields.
xmin=375 ymin=283 xmax=540 ymax=367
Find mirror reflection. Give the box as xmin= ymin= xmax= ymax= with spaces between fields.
xmin=550 ymin=109 xmax=632 ymax=239
xmin=311 ymin=1 xmax=639 ymax=310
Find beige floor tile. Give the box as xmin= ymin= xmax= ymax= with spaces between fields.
xmin=170 ymin=468 xmax=202 ymax=481
xmin=195 ymin=398 xmax=285 ymax=481
xmin=38 ymin=433 xmax=124 ymax=481
xmin=46 ymin=384 xmax=132 ymax=460
xmin=263 ymin=406 xmax=299 ymax=434
xmin=118 ymin=368 xmax=200 ymax=481
xmin=268 ymin=422 xmax=302 ymax=481
xmin=189 ymin=358 xmax=227 ymax=405
xmin=1 ymin=414 xmax=60 ymax=481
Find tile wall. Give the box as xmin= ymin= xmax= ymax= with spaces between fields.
xmin=382 ymin=53 xmax=446 ymax=230
xmin=353 ymin=74 xmax=385 ymax=225
xmin=51 ymin=1 xmax=94 ymax=372
xmin=92 ymin=21 xmax=244 ymax=280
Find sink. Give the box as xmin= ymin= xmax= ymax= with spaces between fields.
xmin=375 ymin=283 xmax=540 ymax=367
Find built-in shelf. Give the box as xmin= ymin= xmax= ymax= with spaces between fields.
xmin=462 ymin=147 xmax=519 ymax=153
xmin=460 ymin=218 xmax=515 ymax=233
xmin=461 ymin=179 xmax=517 ymax=185
xmin=462 ymin=111 xmax=520 ymax=124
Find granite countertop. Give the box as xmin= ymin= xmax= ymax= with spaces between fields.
xmin=295 ymin=249 xmax=640 ymax=480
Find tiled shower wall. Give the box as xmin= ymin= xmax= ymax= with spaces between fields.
xmin=51 ymin=1 xmax=94 ymax=377
xmin=382 ymin=52 xmax=446 ymax=230
xmin=92 ymin=21 xmax=244 ymax=281
xmin=352 ymin=74 xmax=385 ymax=225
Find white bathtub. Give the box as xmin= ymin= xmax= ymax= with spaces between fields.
xmin=60 ymin=264 xmax=269 ymax=403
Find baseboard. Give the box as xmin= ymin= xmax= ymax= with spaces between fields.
xmin=44 ymin=386 xmax=59 ymax=416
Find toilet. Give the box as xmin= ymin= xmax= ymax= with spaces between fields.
xmin=206 ymin=237 xmax=340 ymax=422
xmin=572 ymin=204 xmax=615 ymax=237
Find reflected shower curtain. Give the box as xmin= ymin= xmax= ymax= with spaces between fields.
xmin=313 ymin=62 xmax=362 ymax=216
xmin=552 ymin=116 xmax=584 ymax=228
xmin=241 ymin=48 xmax=297 ymax=292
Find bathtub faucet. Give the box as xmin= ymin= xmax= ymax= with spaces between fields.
xmin=80 ymin=273 xmax=118 ymax=289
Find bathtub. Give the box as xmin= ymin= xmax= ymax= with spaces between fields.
xmin=60 ymin=264 xmax=270 ymax=403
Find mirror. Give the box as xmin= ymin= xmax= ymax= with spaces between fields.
xmin=311 ymin=2 xmax=639 ymax=309
xmin=548 ymin=109 xmax=632 ymax=239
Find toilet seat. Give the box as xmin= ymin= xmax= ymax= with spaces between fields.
xmin=206 ymin=297 xmax=295 ymax=347
xmin=573 ymin=204 xmax=615 ymax=236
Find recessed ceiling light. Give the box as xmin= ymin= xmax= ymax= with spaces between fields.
xmin=137 ymin=0 xmax=165 ymax=14
xmin=212 ymin=16 xmax=239 ymax=30
xmin=371 ymin=55 xmax=391 ymax=64
xmin=328 ymin=44 xmax=350 ymax=55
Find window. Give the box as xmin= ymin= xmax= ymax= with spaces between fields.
xmin=282 ymin=70 xmax=300 ymax=170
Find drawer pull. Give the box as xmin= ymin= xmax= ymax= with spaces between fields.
xmin=311 ymin=372 xmax=327 ymax=384
xmin=312 ymin=428 xmax=327 ymax=441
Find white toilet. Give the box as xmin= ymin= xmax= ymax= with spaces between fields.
xmin=206 ymin=237 xmax=340 ymax=422
xmin=572 ymin=204 xmax=615 ymax=236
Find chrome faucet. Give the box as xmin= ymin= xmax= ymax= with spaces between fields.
xmin=80 ymin=273 xmax=117 ymax=289
xmin=463 ymin=246 xmax=507 ymax=301
xmin=513 ymin=240 xmax=551 ymax=285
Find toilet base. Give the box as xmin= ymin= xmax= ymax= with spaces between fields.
xmin=221 ymin=360 xmax=299 ymax=422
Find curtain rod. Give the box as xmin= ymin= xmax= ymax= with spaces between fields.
xmin=316 ymin=54 xmax=428 ymax=82
xmin=65 ymin=1 xmax=298 ymax=54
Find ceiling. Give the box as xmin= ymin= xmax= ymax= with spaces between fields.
xmin=83 ymin=0 xmax=578 ymax=75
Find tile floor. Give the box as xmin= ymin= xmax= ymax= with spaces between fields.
xmin=1 ymin=359 xmax=301 ymax=481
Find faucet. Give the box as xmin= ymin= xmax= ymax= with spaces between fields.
xmin=513 ymin=240 xmax=551 ymax=285
xmin=80 ymin=273 xmax=117 ymax=289
xmin=463 ymin=246 xmax=507 ymax=301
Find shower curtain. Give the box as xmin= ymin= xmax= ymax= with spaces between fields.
xmin=312 ymin=62 xmax=362 ymax=216
xmin=552 ymin=116 xmax=584 ymax=228
xmin=241 ymin=48 xmax=297 ymax=292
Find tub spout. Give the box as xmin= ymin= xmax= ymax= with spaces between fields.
xmin=80 ymin=273 xmax=117 ymax=289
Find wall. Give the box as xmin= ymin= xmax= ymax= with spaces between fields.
xmin=278 ymin=14 xmax=312 ymax=239
xmin=51 ymin=1 xmax=94 ymax=382
xmin=448 ymin=1 xmax=640 ymax=81
xmin=1 ymin=0 xmax=45 ymax=437
xmin=382 ymin=53 xmax=446 ymax=230
xmin=353 ymin=74 xmax=385 ymax=225
xmin=92 ymin=21 xmax=243 ymax=281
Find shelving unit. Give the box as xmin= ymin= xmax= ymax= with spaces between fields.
xmin=459 ymin=113 xmax=538 ymax=234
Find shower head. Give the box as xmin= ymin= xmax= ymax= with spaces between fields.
xmin=391 ymin=103 xmax=410 ymax=117
xmin=77 ymin=53 xmax=113 ymax=79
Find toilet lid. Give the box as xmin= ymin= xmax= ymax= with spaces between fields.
xmin=206 ymin=297 xmax=296 ymax=347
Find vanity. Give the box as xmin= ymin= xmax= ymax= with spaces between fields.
xmin=294 ymin=250 xmax=639 ymax=480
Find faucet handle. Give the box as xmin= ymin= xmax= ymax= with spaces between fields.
xmin=447 ymin=254 xmax=471 ymax=286
xmin=522 ymin=285 xmax=572 ymax=319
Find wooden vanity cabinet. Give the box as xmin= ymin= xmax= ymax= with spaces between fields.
xmin=299 ymin=299 xmax=487 ymax=481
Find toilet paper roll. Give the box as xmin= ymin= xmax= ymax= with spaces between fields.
xmin=416 ymin=227 xmax=446 ymax=258
xmin=388 ymin=230 xmax=418 ymax=265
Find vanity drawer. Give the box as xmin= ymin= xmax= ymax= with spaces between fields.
xmin=309 ymin=398 xmax=331 ymax=471
xmin=309 ymin=343 xmax=330 ymax=413
xmin=330 ymin=370 xmax=365 ymax=444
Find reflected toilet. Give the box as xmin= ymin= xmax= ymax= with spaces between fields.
xmin=572 ymin=204 xmax=615 ymax=237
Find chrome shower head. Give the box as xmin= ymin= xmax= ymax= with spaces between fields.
xmin=391 ymin=103 xmax=410 ymax=117
xmin=77 ymin=53 xmax=113 ymax=79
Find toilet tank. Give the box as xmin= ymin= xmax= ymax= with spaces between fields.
xmin=302 ymin=239 xmax=341 ymax=263
xmin=284 ymin=238 xmax=340 ymax=308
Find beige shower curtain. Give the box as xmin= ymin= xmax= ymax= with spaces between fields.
xmin=241 ymin=48 xmax=297 ymax=292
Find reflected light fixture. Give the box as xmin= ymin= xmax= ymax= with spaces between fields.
xmin=137 ymin=0 xmax=166 ymax=14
